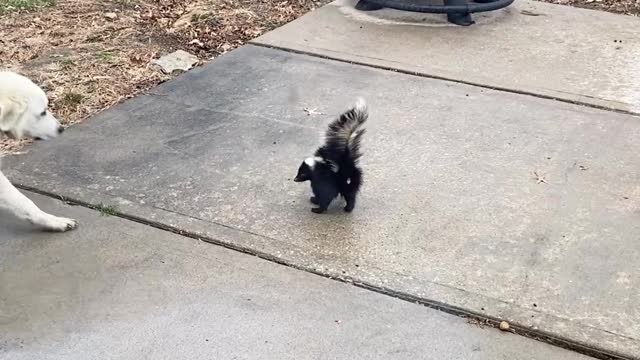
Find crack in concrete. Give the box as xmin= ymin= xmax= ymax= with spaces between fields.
xmin=13 ymin=183 xmax=635 ymax=360
xmin=248 ymin=43 xmax=640 ymax=118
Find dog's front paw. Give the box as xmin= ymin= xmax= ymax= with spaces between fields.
xmin=40 ymin=216 xmax=79 ymax=232
xmin=311 ymin=207 xmax=326 ymax=214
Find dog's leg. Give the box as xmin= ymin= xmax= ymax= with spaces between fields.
xmin=0 ymin=172 xmax=78 ymax=232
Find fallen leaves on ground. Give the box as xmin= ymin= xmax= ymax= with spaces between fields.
xmin=537 ymin=0 xmax=640 ymax=16
xmin=0 ymin=0 xmax=326 ymax=154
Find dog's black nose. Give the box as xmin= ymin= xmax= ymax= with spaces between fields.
xmin=58 ymin=126 xmax=65 ymax=134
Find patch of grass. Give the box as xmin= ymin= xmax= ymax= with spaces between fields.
xmin=191 ymin=13 xmax=221 ymax=28
xmin=100 ymin=51 xmax=114 ymax=62
xmin=58 ymin=57 xmax=74 ymax=71
xmin=0 ymin=0 xmax=55 ymax=15
xmin=59 ymin=92 xmax=84 ymax=106
xmin=113 ymin=0 xmax=137 ymax=7
xmin=96 ymin=204 xmax=118 ymax=217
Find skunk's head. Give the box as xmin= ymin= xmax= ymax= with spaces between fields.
xmin=293 ymin=157 xmax=317 ymax=182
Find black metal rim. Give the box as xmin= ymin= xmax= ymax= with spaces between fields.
xmin=359 ymin=0 xmax=515 ymax=13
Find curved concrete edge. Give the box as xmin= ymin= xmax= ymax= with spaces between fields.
xmin=11 ymin=174 xmax=637 ymax=360
xmin=251 ymin=0 xmax=640 ymax=115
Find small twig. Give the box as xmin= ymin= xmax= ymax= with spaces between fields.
xmin=521 ymin=10 xmax=545 ymax=16
xmin=533 ymin=171 xmax=547 ymax=184
xmin=303 ymin=107 xmax=324 ymax=116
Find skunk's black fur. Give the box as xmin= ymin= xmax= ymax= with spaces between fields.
xmin=293 ymin=98 xmax=367 ymax=214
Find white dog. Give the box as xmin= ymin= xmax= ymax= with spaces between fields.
xmin=0 ymin=71 xmax=78 ymax=231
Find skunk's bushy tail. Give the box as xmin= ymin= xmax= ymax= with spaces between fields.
xmin=323 ymin=97 xmax=367 ymax=163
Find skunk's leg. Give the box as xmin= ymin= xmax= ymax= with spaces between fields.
xmin=344 ymin=191 xmax=357 ymax=212
xmin=344 ymin=169 xmax=362 ymax=212
xmin=311 ymin=196 xmax=332 ymax=214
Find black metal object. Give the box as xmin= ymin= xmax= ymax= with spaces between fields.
xmin=354 ymin=0 xmax=515 ymax=26
xmin=445 ymin=0 xmax=474 ymax=26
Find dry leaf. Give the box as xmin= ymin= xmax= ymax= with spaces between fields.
xmin=303 ymin=107 xmax=325 ymax=116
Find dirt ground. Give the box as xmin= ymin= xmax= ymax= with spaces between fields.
xmin=0 ymin=0 xmax=638 ymax=154
xmin=539 ymin=0 xmax=640 ymax=15
xmin=0 ymin=0 xmax=324 ymax=153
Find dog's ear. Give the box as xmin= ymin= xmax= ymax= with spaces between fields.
xmin=0 ymin=96 xmax=27 ymax=137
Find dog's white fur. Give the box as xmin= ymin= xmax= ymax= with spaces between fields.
xmin=0 ymin=71 xmax=78 ymax=231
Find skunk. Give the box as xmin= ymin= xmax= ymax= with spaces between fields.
xmin=293 ymin=98 xmax=368 ymax=214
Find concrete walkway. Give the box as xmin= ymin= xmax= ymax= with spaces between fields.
xmin=254 ymin=0 xmax=640 ymax=114
xmin=0 ymin=193 xmax=592 ymax=360
xmin=2 ymin=1 xmax=639 ymax=359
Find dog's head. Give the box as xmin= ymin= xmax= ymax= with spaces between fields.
xmin=0 ymin=71 xmax=64 ymax=140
